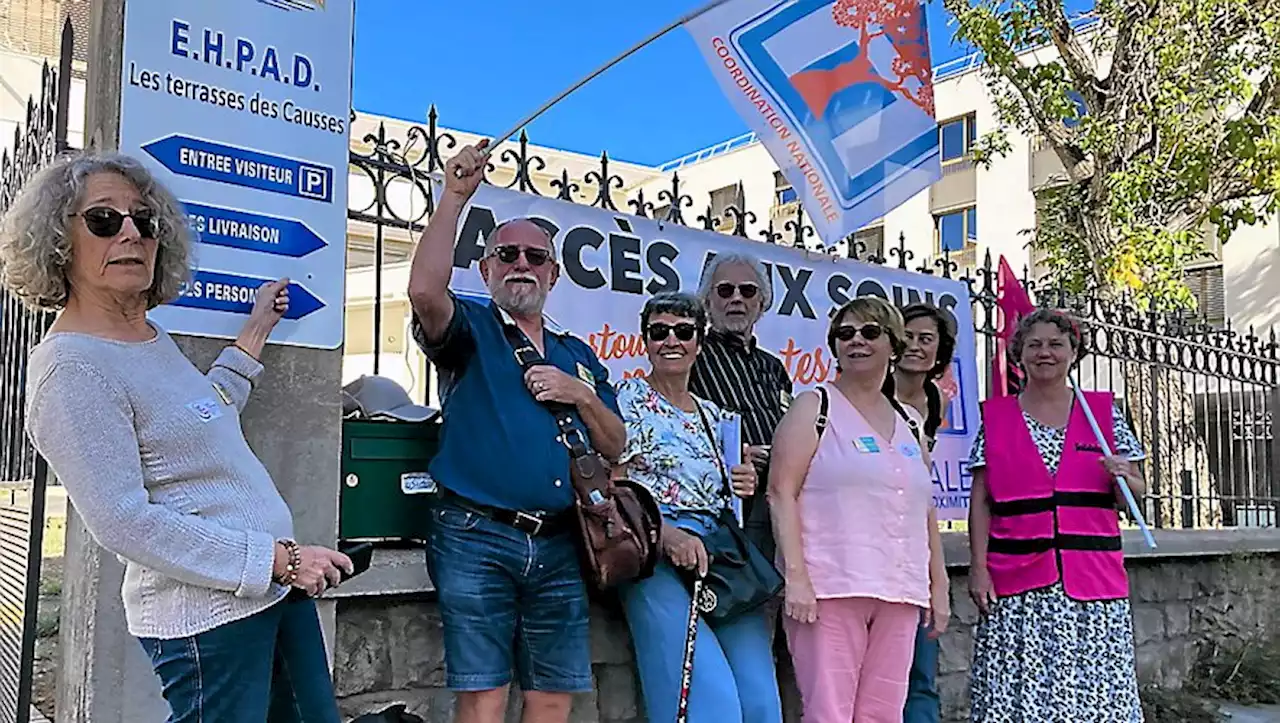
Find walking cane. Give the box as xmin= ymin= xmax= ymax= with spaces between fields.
xmin=677 ymin=575 xmax=712 ymax=723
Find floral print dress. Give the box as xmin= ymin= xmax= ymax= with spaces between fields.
xmin=967 ymin=402 xmax=1146 ymax=723
xmin=615 ymin=377 xmax=733 ymax=516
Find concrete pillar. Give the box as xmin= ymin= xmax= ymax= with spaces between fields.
xmin=55 ymin=1 xmax=344 ymax=720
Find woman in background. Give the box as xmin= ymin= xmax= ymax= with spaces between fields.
xmin=891 ymin=301 xmax=957 ymax=723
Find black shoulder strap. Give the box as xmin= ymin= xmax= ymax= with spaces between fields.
xmin=887 ymin=394 xmax=922 ymax=445
xmin=692 ymin=400 xmax=733 ymax=502
xmin=494 ymin=310 xmax=593 ymax=460
xmin=924 ymin=382 xmax=942 ymax=438
xmin=815 ymin=386 xmax=829 ymax=439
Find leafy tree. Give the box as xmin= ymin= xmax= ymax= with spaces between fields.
xmin=941 ymin=0 xmax=1280 ymax=309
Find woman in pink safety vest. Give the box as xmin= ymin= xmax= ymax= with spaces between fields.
xmin=769 ymin=296 xmax=950 ymax=722
xmin=967 ymin=309 xmax=1147 ymax=722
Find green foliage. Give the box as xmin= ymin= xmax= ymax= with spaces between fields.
xmin=942 ymin=0 xmax=1280 ymax=309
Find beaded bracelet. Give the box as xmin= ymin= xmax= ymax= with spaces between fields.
xmin=274 ymin=539 xmax=301 ymax=586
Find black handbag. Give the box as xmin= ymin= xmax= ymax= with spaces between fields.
xmin=682 ymin=403 xmax=784 ymax=623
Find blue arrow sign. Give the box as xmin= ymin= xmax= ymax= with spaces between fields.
xmin=182 ymin=201 xmax=327 ymax=258
xmin=142 ymin=134 xmax=334 ymax=203
xmin=172 ymin=270 xmax=325 ymax=320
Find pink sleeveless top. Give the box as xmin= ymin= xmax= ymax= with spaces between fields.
xmin=794 ymin=385 xmax=934 ymax=607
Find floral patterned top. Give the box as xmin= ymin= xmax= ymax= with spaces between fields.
xmin=616 ymin=377 xmax=733 ymax=515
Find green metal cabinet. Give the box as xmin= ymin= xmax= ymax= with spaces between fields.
xmin=338 ymin=418 xmax=439 ymax=542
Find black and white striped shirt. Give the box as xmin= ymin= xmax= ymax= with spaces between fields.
xmin=689 ymin=329 xmax=793 ymax=448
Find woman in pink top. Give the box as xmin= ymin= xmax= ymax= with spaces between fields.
xmin=769 ymin=296 xmax=950 ymax=722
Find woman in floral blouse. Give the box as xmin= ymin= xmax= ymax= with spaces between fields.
xmin=614 ymin=291 xmax=782 ymax=723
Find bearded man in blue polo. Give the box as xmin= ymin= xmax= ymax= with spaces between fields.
xmin=406 ymin=139 xmax=625 ymax=723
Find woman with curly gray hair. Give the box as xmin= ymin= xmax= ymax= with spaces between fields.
xmin=0 ymin=151 xmax=351 ymax=722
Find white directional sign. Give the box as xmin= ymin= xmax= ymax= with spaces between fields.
xmin=119 ymin=0 xmax=354 ymax=349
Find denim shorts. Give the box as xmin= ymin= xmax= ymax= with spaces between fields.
xmin=425 ymin=497 xmax=592 ymax=693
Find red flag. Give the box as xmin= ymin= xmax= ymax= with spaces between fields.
xmin=992 ymin=256 xmax=1036 ymax=396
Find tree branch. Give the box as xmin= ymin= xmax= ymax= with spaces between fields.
xmin=1034 ymin=0 xmax=1100 ymax=105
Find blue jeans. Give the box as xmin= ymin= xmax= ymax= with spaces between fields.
xmin=621 ymin=512 xmax=782 ymax=723
xmin=425 ymin=496 xmax=592 ymax=692
xmin=904 ymin=610 xmax=941 ymax=723
xmin=136 ymin=595 xmax=340 ymax=723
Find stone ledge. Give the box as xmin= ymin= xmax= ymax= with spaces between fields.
xmin=324 ymin=547 xmax=434 ymax=598
xmin=329 ymin=530 xmax=1280 ymax=598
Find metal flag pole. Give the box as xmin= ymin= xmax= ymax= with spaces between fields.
xmin=456 ymin=0 xmax=737 ymax=175
xmin=1069 ymin=373 xmax=1158 ymax=549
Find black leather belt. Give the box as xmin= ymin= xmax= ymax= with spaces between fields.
xmin=440 ymin=489 xmax=574 ymax=537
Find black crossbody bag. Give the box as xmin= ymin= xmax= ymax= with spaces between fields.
xmin=680 ymin=402 xmax=784 ymax=623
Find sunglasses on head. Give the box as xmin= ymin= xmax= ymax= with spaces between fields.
xmin=491 ymin=244 xmax=551 ymax=266
xmin=646 ymin=322 xmax=699 ymax=342
xmin=715 ymin=282 xmax=759 ymax=299
xmin=73 ymin=207 xmax=157 ymax=239
xmin=832 ymin=323 xmax=884 ymax=342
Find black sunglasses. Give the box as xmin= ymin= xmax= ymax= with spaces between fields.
xmin=491 ymin=244 xmax=551 ymax=266
xmin=832 ymin=323 xmax=884 ymax=342
xmin=72 ymin=206 xmax=157 ymax=239
xmin=715 ymin=282 xmax=759 ymax=299
xmin=646 ymin=322 xmax=699 ymax=342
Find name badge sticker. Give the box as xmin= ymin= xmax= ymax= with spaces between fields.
xmin=575 ymin=362 xmax=595 ymax=385
xmin=899 ymin=442 xmax=922 ymax=460
xmin=853 ymin=436 xmax=881 ymax=454
xmin=186 ymin=397 xmax=223 ymax=423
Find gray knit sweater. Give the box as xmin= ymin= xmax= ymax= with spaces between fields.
xmin=24 ymin=321 xmax=293 ymax=639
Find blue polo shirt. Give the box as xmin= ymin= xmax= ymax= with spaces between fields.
xmin=412 ymin=293 xmax=620 ymax=513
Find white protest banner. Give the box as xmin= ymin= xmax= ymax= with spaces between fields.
xmin=684 ymin=0 xmax=942 ymax=245
xmin=119 ymin=0 xmax=354 ymax=349
xmin=439 ymin=182 xmax=978 ymax=520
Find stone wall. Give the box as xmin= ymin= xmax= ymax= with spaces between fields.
xmin=333 ymin=540 xmax=1280 ymax=723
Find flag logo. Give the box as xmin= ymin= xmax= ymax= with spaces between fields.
xmin=688 ymin=0 xmax=941 ymax=242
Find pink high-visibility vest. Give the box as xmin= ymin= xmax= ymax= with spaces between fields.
xmin=981 ymin=392 xmax=1129 ymax=601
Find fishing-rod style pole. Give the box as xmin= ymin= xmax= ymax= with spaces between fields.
xmin=455 ymin=0 xmax=737 ymax=175
xmin=1069 ymin=374 xmax=1158 ymax=549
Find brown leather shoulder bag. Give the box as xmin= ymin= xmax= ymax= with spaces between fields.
xmin=498 ymin=320 xmax=662 ymax=590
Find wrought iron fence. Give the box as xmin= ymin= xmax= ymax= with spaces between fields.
xmin=347 ymin=107 xmax=1280 ymax=531
xmin=0 ymin=20 xmax=72 ymax=723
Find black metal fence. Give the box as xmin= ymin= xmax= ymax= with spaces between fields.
xmin=348 ymin=108 xmax=1280 ymax=531
xmin=0 ymin=20 xmax=72 ymax=723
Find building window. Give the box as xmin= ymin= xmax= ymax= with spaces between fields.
xmin=1063 ymin=90 xmax=1087 ymax=128
xmin=852 ymin=226 xmax=885 ymax=259
xmin=939 ymin=113 xmax=976 ymax=162
xmin=710 ymin=184 xmax=738 ymax=220
xmin=1185 ymin=264 xmax=1225 ymax=327
xmin=935 ymin=206 xmax=977 ymax=252
xmin=774 ymin=171 xmax=797 ymax=206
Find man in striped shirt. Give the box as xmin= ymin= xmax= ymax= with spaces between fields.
xmin=689 ymin=251 xmax=794 ymax=559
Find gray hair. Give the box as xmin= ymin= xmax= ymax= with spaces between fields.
xmin=695 ymin=251 xmax=773 ymax=311
xmin=0 ymin=151 xmax=192 ymax=311
xmin=485 ymin=217 xmax=557 ymax=260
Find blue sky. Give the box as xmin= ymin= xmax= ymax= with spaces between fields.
xmin=351 ymin=1 xmax=1033 ymax=167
